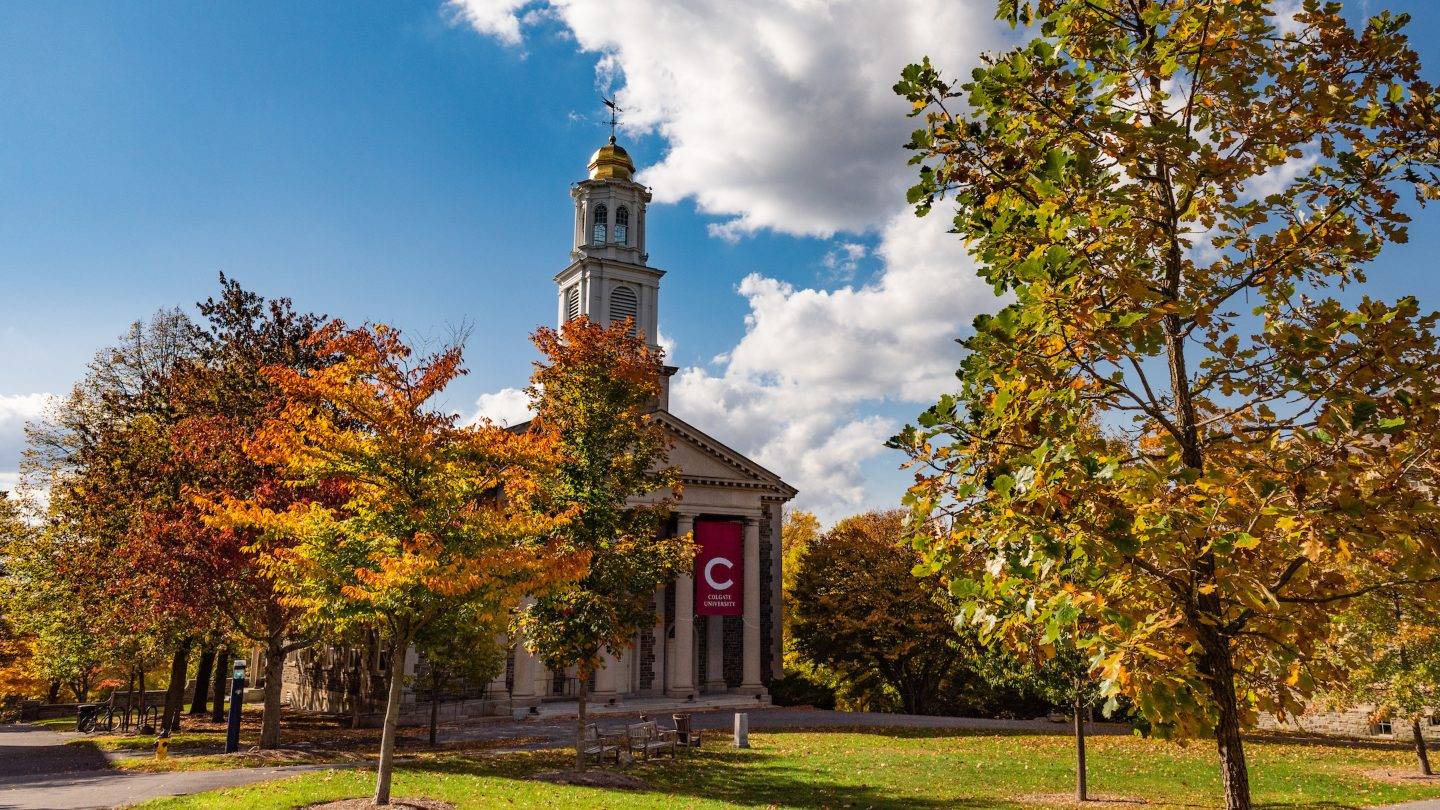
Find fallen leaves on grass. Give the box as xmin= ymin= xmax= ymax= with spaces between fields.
xmin=303 ymin=798 xmax=455 ymax=810
xmin=528 ymin=769 xmax=653 ymax=790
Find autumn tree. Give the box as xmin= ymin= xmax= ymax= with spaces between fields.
xmin=790 ymin=510 xmax=974 ymax=715
xmin=219 ymin=322 xmax=577 ymax=805
xmin=181 ymin=275 xmax=339 ymax=747
xmin=893 ymin=2 xmax=1440 ymax=807
xmin=1 ymin=520 xmax=107 ymax=703
xmin=516 ymin=317 xmax=691 ymax=769
xmin=1329 ymin=589 xmax=1440 ymax=776
xmin=780 ymin=509 xmax=819 ymax=658
xmin=23 ymin=309 xmax=217 ymax=730
xmin=0 ymin=494 xmax=45 ymax=705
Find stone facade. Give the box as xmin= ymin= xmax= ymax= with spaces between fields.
xmin=1258 ymin=705 xmax=1440 ymax=741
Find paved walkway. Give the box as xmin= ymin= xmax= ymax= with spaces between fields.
xmin=0 ymin=724 xmax=339 ymax=809
xmin=0 ymin=763 xmax=338 ymax=809
xmin=437 ymin=704 xmax=1131 ymax=748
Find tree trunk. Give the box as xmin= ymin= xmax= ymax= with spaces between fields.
xmin=211 ymin=647 xmax=229 ymax=724
xmin=350 ymin=664 xmax=364 ymax=730
xmin=259 ymin=638 xmax=286 ymax=749
xmin=1199 ymin=631 xmax=1251 ymax=810
xmin=190 ymin=647 xmax=215 ymax=715
xmin=161 ymin=638 xmax=193 ymax=733
xmin=137 ymin=668 xmax=147 ymax=730
xmin=374 ymin=636 xmax=409 ymax=806
xmin=428 ymin=671 xmax=441 ymax=748
xmin=1074 ymin=680 xmax=1088 ymax=802
xmin=574 ymin=671 xmax=589 ymax=770
xmin=45 ymin=681 xmax=60 ymax=704
xmin=1413 ymin=716 xmax=1433 ymax=777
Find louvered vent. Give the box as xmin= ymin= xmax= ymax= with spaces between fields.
xmin=609 ymin=286 xmax=638 ymax=333
xmin=565 ymin=286 xmax=581 ymax=321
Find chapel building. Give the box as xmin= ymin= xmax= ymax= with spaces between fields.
xmin=280 ymin=138 xmax=795 ymax=718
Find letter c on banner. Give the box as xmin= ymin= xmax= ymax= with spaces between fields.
xmin=704 ymin=557 xmax=734 ymax=591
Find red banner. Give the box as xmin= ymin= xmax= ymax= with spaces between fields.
xmin=694 ymin=521 xmax=742 ymax=616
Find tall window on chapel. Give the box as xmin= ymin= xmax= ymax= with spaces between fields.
xmin=615 ymin=206 xmax=630 ymax=244
xmin=609 ymin=285 xmax=638 ymax=334
xmin=592 ymin=204 xmax=608 ymax=244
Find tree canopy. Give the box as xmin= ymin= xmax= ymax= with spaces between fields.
xmin=892 ymin=2 xmax=1440 ymax=807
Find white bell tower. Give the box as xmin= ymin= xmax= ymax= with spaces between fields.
xmin=555 ymin=136 xmax=662 ymax=348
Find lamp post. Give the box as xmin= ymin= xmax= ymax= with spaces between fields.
xmin=224 ymin=658 xmax=246 ymax=753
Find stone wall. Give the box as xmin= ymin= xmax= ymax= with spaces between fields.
xmin=1258 ymin=704 xmax=1440 ymax=741
xmin=723 ymin=615 xmax=743 ymax=687
xmin=760 ymin=503 xmax=775 ymax=685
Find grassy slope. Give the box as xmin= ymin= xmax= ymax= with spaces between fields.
xmin=136 ymin=729 xmax=1440 ymax=809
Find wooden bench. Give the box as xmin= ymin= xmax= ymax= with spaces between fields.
xmin=626 ymin=720 xmax=678 ymax=760
xmin=582 ymin=723 xmax=623 ymax=766
xmin=669 ymin=713 xmax=702 ymax=753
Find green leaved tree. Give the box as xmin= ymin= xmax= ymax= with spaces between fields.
xmin=1328 ymin=588 xmax=1440 ymax=776
xmin=893 ymin=2 xmax=1440 ymax=807
xmin=517 ymin=317 xmax=692 ymax=769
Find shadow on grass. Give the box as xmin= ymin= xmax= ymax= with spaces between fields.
xmin=392 ymin=747 xmax=1009 ymax=809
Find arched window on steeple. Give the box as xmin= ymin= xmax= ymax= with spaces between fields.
xmin=592 ymin=204 xmax=608 ymax=244
xmin=615 ymin=206 xmax=630 ymax=244
xmin=609 ymin=285 xmax=638 ymax=334
xmin=565 ymin=286 xmax=581 ymax=322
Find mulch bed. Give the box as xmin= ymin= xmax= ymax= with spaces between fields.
xmin=304 ymin=799 xmax=455 ymax=810
xmin=527 ymin=769 xmax=653 ymax=790
xmin=1017 ymin=792 xmax=1148 ymax=806
xmin=1363 ymin=767 xmax=1440 ymax=785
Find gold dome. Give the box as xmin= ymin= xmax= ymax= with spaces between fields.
xmin=588 ymin=137 xmax=635 ymax=180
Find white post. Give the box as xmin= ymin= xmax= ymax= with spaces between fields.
xmin=669 ymin=513 xmax=696 ymax=698
xmin=741 ymin=517 xmax=763 ymax=693
xmin=510 ymin=632 xmax=539 ymax=716
xmin=733 ymin=712 xmax=750 ymax=748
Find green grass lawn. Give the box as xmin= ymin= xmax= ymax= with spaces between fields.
xmin=134 ymin=728 xmax=1440 ymax=809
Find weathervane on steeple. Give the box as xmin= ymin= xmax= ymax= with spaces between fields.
xmin=602 ymin=96 xmax=622 ymax=144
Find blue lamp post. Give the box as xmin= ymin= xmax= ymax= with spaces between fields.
xmin=224 ymin=657 xmax=246 ymax=753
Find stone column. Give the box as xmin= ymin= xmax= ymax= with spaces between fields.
xmin=741 ymin=516 xmax=764 ymax=694
xmin=592 ymin=646 xmax=621 ymax=703
xmin=705 ymin=615 xmax=726 ymax=692
xmin=668 ymin=513 xmax=696 ymax=698
xmin=649 ymin=588 xmax=665 ymax=696
xmin=510 ymin=636 xmax=539 ymax=708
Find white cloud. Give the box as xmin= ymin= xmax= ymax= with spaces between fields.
xmin=820 ymin=241 xmax=868 ymax=283
xmin=1271 ymin=0 xmax=1305 ymax=37
xmin=467 ymin=387 xmax=534 ymax=427
xmin=671 ymin=211 xmax=991 ymax=518
xmin=445 ymin=0 xmax=530 ymax=45
xmin=0 ymin=393 xmax=55 ymax=484
xmin=449 ymin=0 xmax=1006 ymax=238
xmin=451 ymin=0 xmax=1006 ymax=519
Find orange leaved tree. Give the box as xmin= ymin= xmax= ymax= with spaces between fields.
xmin=214 ymin=322 xmax=580 ymax=805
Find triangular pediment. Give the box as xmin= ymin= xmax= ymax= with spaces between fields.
xmin=655 ymin=410 xmax=797 ymax=498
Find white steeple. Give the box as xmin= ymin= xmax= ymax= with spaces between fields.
xmin=555 ymin=137 xmax=663 ymax=349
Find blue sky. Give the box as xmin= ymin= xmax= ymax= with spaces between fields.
xmin=3 ymin=1 xmax=1440 ymax=520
